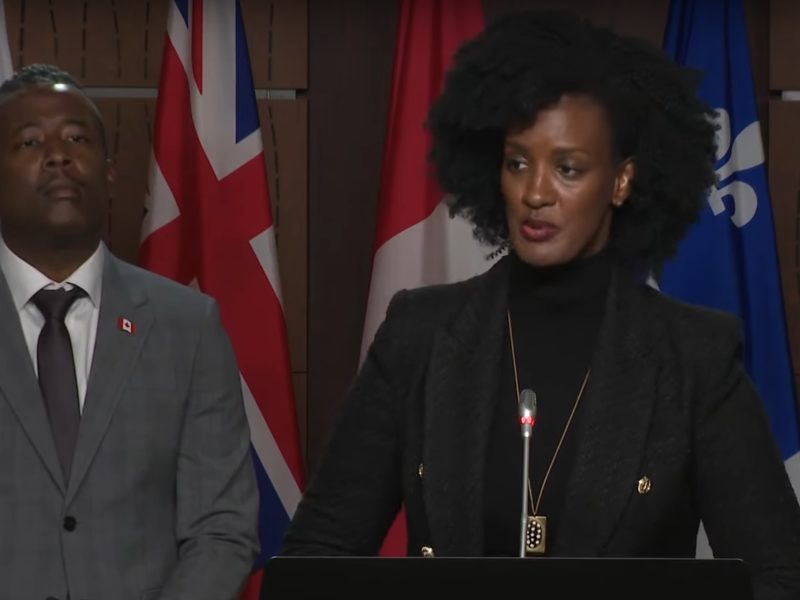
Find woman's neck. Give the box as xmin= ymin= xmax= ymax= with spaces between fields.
xmin=508 ymin=248 xmax=613 ymax=310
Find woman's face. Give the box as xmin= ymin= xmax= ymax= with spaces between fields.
xmin=502 ymin=94 xmax=634 ymax=267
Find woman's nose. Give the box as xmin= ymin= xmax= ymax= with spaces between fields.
xmin=522 ymin=167 xmax=555 ymax=208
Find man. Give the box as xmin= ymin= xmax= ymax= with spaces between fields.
xmin=0 ymin=64 xmax=259 ymax=599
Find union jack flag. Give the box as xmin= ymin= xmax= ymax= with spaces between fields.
xmin=140 ymin=0 xmax=304 ymax=595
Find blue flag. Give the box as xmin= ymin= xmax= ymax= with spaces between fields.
xmin=661 ymin=0 xmax=799 ymax=470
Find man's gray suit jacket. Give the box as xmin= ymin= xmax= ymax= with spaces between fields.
xmin=0 ymin=250 xmax=259 ymax=600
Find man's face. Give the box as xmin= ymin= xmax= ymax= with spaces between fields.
xmin=0 ymin=84 xmax=114 ymax=250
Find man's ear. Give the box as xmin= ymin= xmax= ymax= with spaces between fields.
xmin=105 ymin=158 xmax=116 ymax=187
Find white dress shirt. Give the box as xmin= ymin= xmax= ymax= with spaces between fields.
xmin=0 ymin=236 xmax=104 ymax=413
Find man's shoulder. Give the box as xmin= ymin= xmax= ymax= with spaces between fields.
xmin=111 ymin=257 xmax=214 ymax=316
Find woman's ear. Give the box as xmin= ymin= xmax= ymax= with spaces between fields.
xmin=612 ymin=158 xmax=635 ymax=207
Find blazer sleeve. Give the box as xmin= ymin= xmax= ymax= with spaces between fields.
xmin=692 ymin=318 xmax=800 ymax=600
xmin=280 ymin=290 xmax=415 ymax=556
xmin=159 ymin=299 xmax=260 ymax=600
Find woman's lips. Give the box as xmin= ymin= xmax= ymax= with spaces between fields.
xmin=521 ymin=219 xmax=559 ymax=242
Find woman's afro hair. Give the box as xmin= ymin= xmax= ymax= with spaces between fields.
xmin=427 ymin=9 xmax=718 ymax=272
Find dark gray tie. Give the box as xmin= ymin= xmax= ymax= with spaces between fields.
xmin=32 ymin=287 xmax=85 ymax=480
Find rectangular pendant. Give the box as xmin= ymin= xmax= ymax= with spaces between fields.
xmin=525 ymin=515 xmax=547 ymax=556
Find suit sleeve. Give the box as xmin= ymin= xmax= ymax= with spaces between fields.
xmin=159 ymin=299 xmax=260 ymax=600
xmin=280 ymin=291 xmax=412 ymax=556
xmin=693 ymin=319 xmax=800 ymax=600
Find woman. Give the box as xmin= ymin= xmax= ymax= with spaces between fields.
xmin=281 ymin=9 xmax=800 ymax=598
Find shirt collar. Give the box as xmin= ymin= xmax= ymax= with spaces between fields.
xmin=0 ymin=236 xmax=105 ymax=311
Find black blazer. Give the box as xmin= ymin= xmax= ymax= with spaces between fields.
xmin=283 ymin=257 xmax=800 ymax=600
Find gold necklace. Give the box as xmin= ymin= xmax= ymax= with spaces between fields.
xmin=506 ymin=309 xmax=591 ymax=556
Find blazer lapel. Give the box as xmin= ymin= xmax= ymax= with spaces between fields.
xmin=0 ymin=272 xmax=66 ymax=493
xmin=554 ymin=270 xmax=660 ymax=555
xmin=66 ymin=254 xmax=152 ymax=503
xmin=423 ymin=257 xmax=510 ymax=555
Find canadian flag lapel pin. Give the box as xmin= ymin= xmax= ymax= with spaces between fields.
xmin=118 ymin=316 xmax=136 ymax=335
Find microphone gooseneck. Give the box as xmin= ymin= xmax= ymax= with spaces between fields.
xmin=518 ymin=388 xmax=537 ymax=557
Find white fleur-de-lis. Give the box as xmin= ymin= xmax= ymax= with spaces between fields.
xmin=707 ymin=108 xmax=763 ymax=228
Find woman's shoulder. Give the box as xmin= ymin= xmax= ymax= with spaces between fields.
xmin=385 ymin=268 xmax=491 ymax=330
xmin=640 ymin=282 xmax=743 ymax=349
xmin=362 ymin=269 xmax=496 ymax=377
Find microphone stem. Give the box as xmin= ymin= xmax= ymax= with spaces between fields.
xmin=520 ymin=435 xmax=530 ymax=558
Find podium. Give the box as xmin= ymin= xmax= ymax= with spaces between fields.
xmin=261 ymin=556 xmax=753 ymax=599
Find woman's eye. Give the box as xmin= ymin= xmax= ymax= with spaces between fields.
xmin=504 ymin=157 xmax=526 ymax=172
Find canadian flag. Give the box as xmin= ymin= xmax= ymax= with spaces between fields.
xmin=360 ymin=0 xmax=494 ymax=555
xmin=117 ymin=317 xmax=136 ymax=335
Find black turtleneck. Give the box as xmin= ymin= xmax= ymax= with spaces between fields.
xmin=483 ymin=248 xmax=612 ymax=556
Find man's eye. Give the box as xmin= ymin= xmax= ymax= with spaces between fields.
xmin=558 ymin=165 xmax=583 ymax=178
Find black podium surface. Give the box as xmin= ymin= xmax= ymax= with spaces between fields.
xmin=261 ymin=556 xmax=753 ymax=599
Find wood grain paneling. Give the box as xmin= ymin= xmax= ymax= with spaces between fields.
xmin=307 ymin=0 xmax=400 ymax=466
xmin=5 ymin=1 xmax=168 ymax=85
xmin=94 ymin=98 xmax=155 ymax=264
xmin=259 ymin=98 xmax=309 ymax=374
xmin=770 ymin=0 xmax=800 ymax=91
xmin=246 ymin=0 xmax=308 ymax=89
xmin=4 ymin=0 xmax=306 ymax=87
xmin=768 ymin=100 xmax=800 ymax=389
xmin=484 ymin=0 xmax=669 ymax=46
xmin=293 ymin=373 xmax=308 ymax=473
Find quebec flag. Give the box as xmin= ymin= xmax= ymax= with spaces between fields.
xmin=661 ymin=0 xmax=800 ymax=519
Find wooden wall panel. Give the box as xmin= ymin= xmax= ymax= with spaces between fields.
xmin=770 ymin=0 xmax=800 ymax=90
xmin=5 ymin=1 xmax=306 ymax=87
xmin=246 ymin=0 xmax=308 ymax=89
xmin=292 ymin=373 xmax=308 ymax=472
xmin=262 ymin=97 xmax=309 ymax=467
xmin=307 ymin=0 xmax=399 ymax=465
xmin=770 ymin=0 xmax=800 ymax=397
xmin=768 ymin=100 xmax=800 ymax=397
xmin=94 ymin=98 xmax=155 ymax=263
xmin=258 ymin=98 xmax=309 ymax=409
xmin=745 ymin=0 xmax=770 ymax=140
xmin=484 ymin=0 xmax=669 ymax=46
xmin=5 ymin=0 xmax=168 ymax=85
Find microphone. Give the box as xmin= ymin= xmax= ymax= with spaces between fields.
xmin=518 ymin=389 xmax=537 ymax=557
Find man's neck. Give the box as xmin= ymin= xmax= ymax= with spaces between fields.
xmin=2 ymin=234 xmax=100 ymax=283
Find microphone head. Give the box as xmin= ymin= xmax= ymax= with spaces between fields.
xmin=519 ymin=388 xmax=537 ymax=437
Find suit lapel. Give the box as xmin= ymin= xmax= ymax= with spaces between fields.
xmin=554 ymin=270 xmax=659 ymax=555
xmin=0 ymin=272 xmax=66 ymax=493
xmin=66 ymin=254 xmax=152 ymax=503
xmin=423 ymin=258 xmax=510 ymax=555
